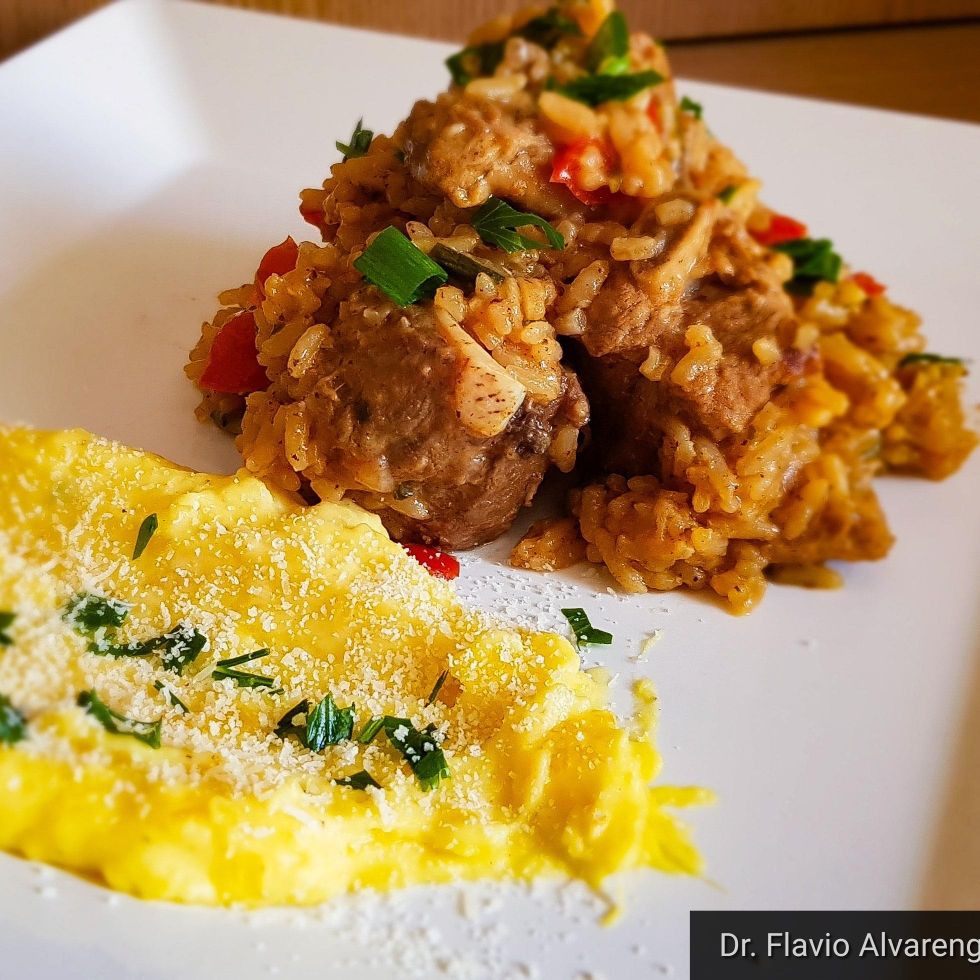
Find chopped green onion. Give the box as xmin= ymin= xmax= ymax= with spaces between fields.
xmin=353 ymin=226 xmax=449 ymax=307
xmin=132 ymin=514 xmax=158 ymax=560
xmin=429 ymin=243 xmax=506 ymax=285
xmin=426 ymin=669 xmax=449 ymax=706
xmin=275 ymin=699 xmax=310 ymax=740
xmin=518 ymin=8 xmax=581 ymax=49
xmin=305 ymin=694 xmax=355 ymax=751
xmin=336 ymin=118 xmax=374 ymax=161
xmin=472 ymin=196 xmax=564 ymax=253
xmin=212 ymin=652 xmax=274 ymax=689
xmin=65 ymin=594 xmax=131 ymax=635
xmin=357 ymin=716 xmax=385 ymax=744
xmin=898 ymin=352 xmax=966 ymax=368
xmin=77 ymin=690 xmax=161 ymax=748
xmin=383 ymin=717 xmax=450 ymax=791
xmin=0 ymin=692 xmax=27 ymax=744
xmin=772 ymin=237 xmax=842 ymax=294
xmin=153 ymin=680 xmax=189 ymax=714
xmin=560 ymin=607 xmax=613 ymax=646
xmin=335 ymin=769 xmax=381 ymax=791
xmin=554 ymin=69 xmax=663 ymax=107
xmin=0 ymin=611 xmax=14 ymax=646
xmin=446 ymin=41 xmax=505 ymax=87
xmin=718 ymin=185 xmax=738 ymax=204
xmin=586 ymin=11 xmax=630 ymax=76
xmin=680 ymin=95 xmax=703 ymax=119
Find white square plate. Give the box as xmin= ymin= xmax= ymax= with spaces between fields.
xmin=1 ymin=2 xmax=979 ymax=977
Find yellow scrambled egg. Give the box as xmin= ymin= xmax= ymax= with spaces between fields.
xmin=0 ymin=427 xmax=708 ymax=906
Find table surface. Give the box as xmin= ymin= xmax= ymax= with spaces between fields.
xmin=0 ymin=3 xmax=978 ymax=124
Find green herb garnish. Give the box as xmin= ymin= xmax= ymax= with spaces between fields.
xmin=383 ymin=717 xmax=450 ymax=791
xmin=586 ymin=11 xmax=629 ymax=75
xmin=357 ymin=716 xmax=385 ymax=744
xmin=77 ymin=690 xmax=161 ymax=748
xmin=718 ymin=185 xmax=738 ymax=204
xmin=680 ymin=95 xmax=703 ymax=119
xmin=0 ymin=693 xmax=27 ymax=744
xmin=472 ymin=196 xmax=564 ymax=253
xmin=429 ymin=243 xmax=506 ymax=286
xmin=91 ymin=623 xmax=207 ymax=675
xmin=0 ymin=611 xmax=14 ymax=647
xmin=212 ymin=648 xmax=275 ymax=689
xmin=898 ymin=352 xmax=966 ymax=368
xmin=65 ymin=594 xmax=132 ymax=634
xmin=561 ymin=607 xmax=613 ymax=646
xmin=335 ymin=769 xmax=381 ymax=791
xmin=275 ymin=699 xmax=310 ymax=740
xmin=336 ymin=118 xmax=373 ymax=161
xmin=772 ymin=237 xmax=842 ymax=294
xmin=305 ymin=694 xmax=355 ymax=751
xmin=446 ymin=41 xmax=506 ymax=87
xmin=427 ymin=669 xmax=449 ymax=706
xmin=554 ymin=69 xmax=663 ymax=107
xmin=353 ymin=226 xmax=449 ymax=307
xmin=132 ymin=514 xmax=158 ymax=560
xmin=519 ymin=7 xmax=581 ymax=49
xmin=153 ymin=680 xmax=189 ymax=714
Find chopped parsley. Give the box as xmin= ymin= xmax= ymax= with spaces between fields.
xmin=275 ymin=699 xmax=310 ymax=739
xmin=718 ymin=185 xmax=738 ymax=204
xmin=353 ymin=226 xmax=449 ymax=307
xmin=336 ymin=118 xmax=373 ymax=161
xmin=680 ymin=95 xmax=703 ymax=119
xmin=132 ymin=513 xmax=158 ymax=560
xmin=553 ymin=69 xmax=663 ymax=107
xmin=586 ymin=11 xmax=630 ymax=76
xmin=153 ymin=680 xmax=189 ymax=714
xmin=898 ymin=352 xmax=966 ymax=368
xmin=77 ymin=690 xmax=161 ymax=748
xmin=64 ymin=593 xmax=132 ymax=634
xmin=446 ymin=41 xmax=506 ymax=87
xmin=472 ymin=196 xmax=565 ymax=253
xmin=90 ymin=623 xmax=207 ymax=675
xmin=305 ymin=694 xmax=355 ymax=751
xmin=772 ymin=237 xmax=842 ymax=294
xmin=0 ymin=692 xmax=27 ymax=744
xmin=0 ymin=611 xmax=14 ymax=646
xmin=426 ymin=669 xmax=449 ymax=706
xmin=429 ymin=243 xmax=506 ymax=285
xmin=383 ymin=717 xmax=450 ymax=791
xmin=561 ymin=607 xmax=613 ymax=646
xmin=357 ymin=716 xmax=385 ymax=744
xmin=212 ymin=648 xmax=275 ymax=689
xmin=335 ymin=769 xmax=381 ymax=791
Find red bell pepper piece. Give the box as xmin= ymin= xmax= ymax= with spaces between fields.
xmin=751 ymin=213 xmax=808 ymax=247
xmin=851 ymin=271 xmax=886 ymax=296
xmin=551 ymin=139 xmax=615 ymax=207
xmin=646 ymin=99 xmax=662 ymax=131
xmin=255 ymin=236 xmax=299 ymax=296
xmin=199 ymin=311 xmax=268 ymax=394
xmin=403 ymin=544 xmax=460 ymax=580
xmin=300 ymin=205 xmax=322 ymax=227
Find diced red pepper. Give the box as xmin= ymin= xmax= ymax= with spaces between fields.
xmin=403 ymin=544 xmax=460 ymax=580
xmin=255 ymin=236 xmax=299 ymax=296
xmin=646 ymin=99 xmax=662 ymax=131
xmin=199 ymin=311 xmax=268 ymax=394
xmin=751 ymin=213 xmax=808 ymax=247
xmin=852 ymin=271 xmax=886 ymax=296
xmin=300 ymin=206 xmax=322 ymax=227
xmin=551 ymin=139 xmax=615 ymax=207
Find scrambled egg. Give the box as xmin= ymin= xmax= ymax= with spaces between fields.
xmin=0 ymin=427 xmax=707 ymax=906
